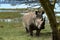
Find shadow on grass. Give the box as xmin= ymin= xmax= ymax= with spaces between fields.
xmin=25 ymin=32 xmax=52 ymax=38
xmin=40 ymin=32 xmax=52 ymax=37
xmin=0 ymin=37 xmax=3 ymax=40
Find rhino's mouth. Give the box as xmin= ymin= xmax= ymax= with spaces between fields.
xmin=35 ymin=20 xmax=43 ymax=29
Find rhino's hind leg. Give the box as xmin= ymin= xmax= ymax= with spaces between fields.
xmin=25 ymin=27 xmax=29 ymax=33
xmin=29 ymin=24 xmax=34 ymax=36
xmin=29 ymin=27 xmax=33 ymax=36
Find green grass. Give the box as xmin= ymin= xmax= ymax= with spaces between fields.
xmin=0 ymin=21 xmax=52 ymax=40
xmin=0 ymin=12 xmax=23 ymax=19
xmin=56 ymin=16 xmax=60 ymax=21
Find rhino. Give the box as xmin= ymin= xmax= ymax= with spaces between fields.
xmin=22 ymin=11 xmax=45 ymax=36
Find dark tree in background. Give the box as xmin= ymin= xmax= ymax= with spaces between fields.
xmin=39 ymin=0 xmax=60 ymax=40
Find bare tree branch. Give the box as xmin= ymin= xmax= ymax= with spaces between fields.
xmin=50 ymin=0 xmax=56 ymax=9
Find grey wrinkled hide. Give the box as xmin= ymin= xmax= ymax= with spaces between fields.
xmin=22 ymin=11 xmax=45 ymax=36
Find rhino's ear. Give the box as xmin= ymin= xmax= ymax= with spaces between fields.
xmin=42 ymin=11 xmax=44 ymax=15
xmin=35 ymin=11 xmax=38 ymax=15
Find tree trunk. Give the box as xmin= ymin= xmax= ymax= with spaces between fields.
xmin=39 ymin=0 xmax=59 ymax=40
xmin=58 ymin=24 xmax=60 ymax=40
